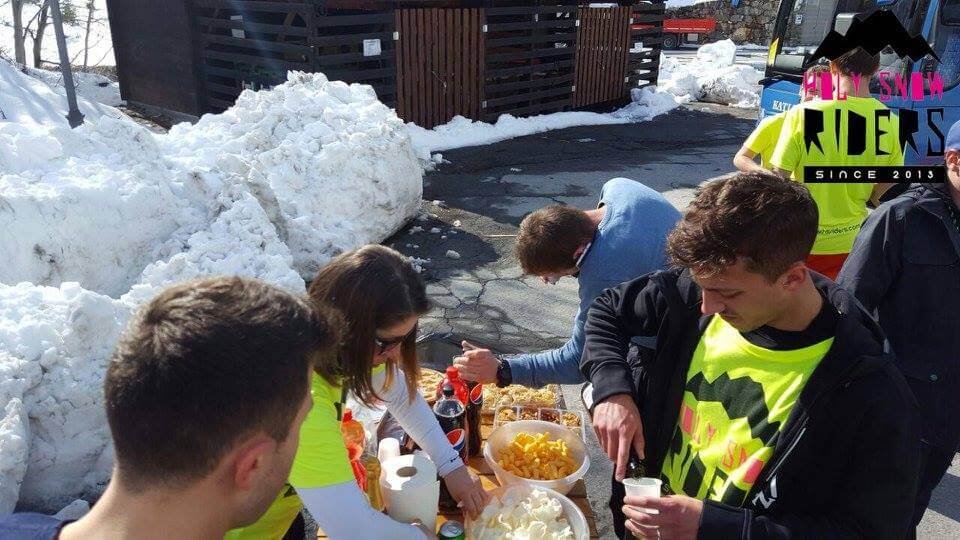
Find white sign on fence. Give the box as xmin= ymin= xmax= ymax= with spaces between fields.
xmin=363 ymin=39 xmax=382 ymax=57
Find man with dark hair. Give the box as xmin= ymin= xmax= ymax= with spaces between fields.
xmin=770 ymin=47 xmax=901 ymax=279
xmin=838 ymin=119 xmax=960 ymax=534
xmin=454 ymin=178 xmax=679 ymax=388
xmin=0 ymin=276 xmax=339 ymax=540
xmin=583 ymin=172 xmax=919 ymax=539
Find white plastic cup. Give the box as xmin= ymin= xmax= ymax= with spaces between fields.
xmin=623 ymin=477 xmax=661 ymax=514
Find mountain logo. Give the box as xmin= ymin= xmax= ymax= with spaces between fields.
xmin=805 ymin=10 xmax=940 ymax=67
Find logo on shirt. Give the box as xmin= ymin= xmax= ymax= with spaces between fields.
xmin=798 ymin=10 xmax=948 ymax=182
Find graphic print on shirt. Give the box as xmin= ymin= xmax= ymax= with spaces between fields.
xmin=660 ymin=315 xmax=830 ymax=505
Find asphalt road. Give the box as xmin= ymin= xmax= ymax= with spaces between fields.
xmin=387 ymin=102 xmax=960 ymax=539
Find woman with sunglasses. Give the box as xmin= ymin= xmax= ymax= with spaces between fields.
xmin=229 ymin=245 xmax=488 ymax=540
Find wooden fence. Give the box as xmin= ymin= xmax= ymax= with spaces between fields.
xmin=396 ymin=8 xmax=484 ymax=129
xmin=108 ymin=0 xmax=665 ymax=124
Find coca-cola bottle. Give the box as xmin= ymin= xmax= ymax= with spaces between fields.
xmin=434 ymin=383 xmax=468 ymax=509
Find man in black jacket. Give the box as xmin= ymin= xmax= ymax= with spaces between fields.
xmin=838 ymin=119 xmax=960 ymax=532
xmin=582 ymin=172 xmax=920 ymax=539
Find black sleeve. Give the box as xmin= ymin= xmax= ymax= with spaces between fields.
xmin=836 ymin=201 xmax=904 ymax=313
xmin=580 ymin=273 xmax=670 ymax=407
xmin=699 ymin=367 xmax=921 ymax=539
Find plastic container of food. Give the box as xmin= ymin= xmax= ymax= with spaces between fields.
xmin=494 ymin=406 xmax=586 ymax=441
xmin=483 ymin=420 xmax=590 ymax=495
xmin=465 ymin=484 xmax=589 ymax=540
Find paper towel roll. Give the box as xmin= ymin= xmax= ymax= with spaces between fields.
xmin=379 ymin=453 xmax=440 ymax=532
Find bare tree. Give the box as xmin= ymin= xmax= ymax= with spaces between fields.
xmin=11 ymin=0 xmax=27 ymax=65
xmin=31 ymin=0 xmax=49 ymax=67
xmin=81 ymin=0 xmax=93 ymax=67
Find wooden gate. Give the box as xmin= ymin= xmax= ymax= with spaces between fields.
xmin=573 ymin=6 xmax=632 ymax=108
xmin=396 ymin=8 xmax=484 ymax=129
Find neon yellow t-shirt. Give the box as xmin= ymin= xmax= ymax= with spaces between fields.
xmin=660 ymin=315 xmax=832 ymax=504
xmin=743 ymin=113 xmax=786 ymax=170
xmin=769 ymin=97 xmax=904 ymax=255
xmin=226 ymin=369 xmax=369 ymax=540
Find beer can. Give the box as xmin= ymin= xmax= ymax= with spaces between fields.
xmin=438 ymin=520 xmax=465 ymax=540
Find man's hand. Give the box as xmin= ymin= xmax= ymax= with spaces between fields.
xmin=453 ymin=341 xmax=499 ymax=384
xmin=623 ymin=495 xmax=703 ymax=540
xmin=442 ymin=464 xmax=490 ymax=519
xmin=592 ymin=393 xmax=644 ymax=481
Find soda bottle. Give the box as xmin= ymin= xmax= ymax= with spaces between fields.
xmin=341 ymin=409 xmax=367 ymax=491
xmin=436 ymin=366 xmax=469 ymax=406
xmin=433 ymin=383 xmax=468 ymax=509
xmin=466 ymin=381 xmax=483 ymax=457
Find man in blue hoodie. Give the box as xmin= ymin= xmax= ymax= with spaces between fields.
xmin=838 ymin=119 xmax=960 ymax=533
xmin=453 ymin=177 xmax=680 ymax=388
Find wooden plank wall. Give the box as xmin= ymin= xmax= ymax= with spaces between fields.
xmin=395 ymin=8 xmax=484 ymax=129
xmin=573 ymin=6 xmax=631 ymax=108
xmin=312 ymin=9 xmax=398 ymax=107
xmin=482 ymin=2 xmax=579 ymax=122
xmin=629 ymin=0 xmax=666 ymax=90
xmin=190 ymin=0 xmax=315 ymax=112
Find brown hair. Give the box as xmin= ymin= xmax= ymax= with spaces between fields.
xmin=516 ymin=205 xmax=595 ymax=274
xmin=666 ymin=172 xmax=818 ymax=281
xmin=309 ymin=245 xmax=429 ymax=405
xmin=804 ymin=63 xmax=831 ymax=95
xmin=830 ymin=47 xmax=880 ymax=78
xmin=105 ymin=276 xmax=339 ymax=491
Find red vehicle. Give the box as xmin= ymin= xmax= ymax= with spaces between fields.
xmin=633 ymin=17 xmax=717 ymax=49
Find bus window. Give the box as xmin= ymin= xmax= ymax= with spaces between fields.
xmin=781 ymin=0 xmax=844 ymax=55
xmin=931 ymin=0 xmax=960 ymax=90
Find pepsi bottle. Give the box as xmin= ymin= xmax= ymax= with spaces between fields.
xmin=434 ymin=383 xmax=468 ymax=509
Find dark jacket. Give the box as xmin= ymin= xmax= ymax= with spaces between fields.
xmin=838 ymin=183 xmax=960 ymax=452
xmin=582 ymin=268 xmax=921 ymax=539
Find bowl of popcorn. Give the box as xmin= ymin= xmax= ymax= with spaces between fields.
xmin=466 ymin=484 xmax=588 ymax=540
xmin=484 ymin=420 xmax=590 ymax=495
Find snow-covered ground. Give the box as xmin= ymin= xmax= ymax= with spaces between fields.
xmin=0 ymin=59 xmax=421 ymax=513
xmin=0 ymin=0 xmax=114 ymax=67
xmin=0 ymin=37 xmax=762 ymax=515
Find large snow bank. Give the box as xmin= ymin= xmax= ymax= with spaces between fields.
xmin=0 ymin=282 xmax=128 ymax=513
xmin=0 ymin=66 xmax=421 ymax=512
xmin=658 ymin=40 xmax=763 ymax=108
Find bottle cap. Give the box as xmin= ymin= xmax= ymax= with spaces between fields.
xmin=446 ymin=366 xmax=459 ymax=379
xmin=343 ymin=408 xmax=353 ymax=422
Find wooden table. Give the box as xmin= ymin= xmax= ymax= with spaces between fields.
xmin=319 ymin=422 xmax=600 ymax=538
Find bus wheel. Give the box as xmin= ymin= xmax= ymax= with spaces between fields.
xmin=662 ymin=34 xmax=679 ymax=49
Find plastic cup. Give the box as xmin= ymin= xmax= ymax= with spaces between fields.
xmin=623 ymin=477 xmax=661 ymax=514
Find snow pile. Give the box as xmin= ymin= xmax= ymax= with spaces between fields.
xmin=657 ymin=40 xmax=763 ymax=108
xmin=0 ymin=58 xmax=120 ymax=128
xmin=0 ymin=68 xmax=422 ymax=512
xmin=165 ymin=71 xmax=422 ymax=278
xmin=24 ymin=66 xmax=121 ymax=108
xmin=406 ymin=85 xmax=681 ymax=157
xmin=0 ymin=282 xmax=129 ymax=513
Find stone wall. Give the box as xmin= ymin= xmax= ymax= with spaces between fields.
xmin=666 ymin=0 xmax=779 ymax=46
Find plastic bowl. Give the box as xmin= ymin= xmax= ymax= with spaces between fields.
xmin=483 ymin=419 xmax=590 ymax=495
xmin=466 ymin=484 xmax=589 ymax=540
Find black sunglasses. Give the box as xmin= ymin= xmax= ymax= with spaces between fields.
xmin=374 ymin=324 xmax=418 ymax=355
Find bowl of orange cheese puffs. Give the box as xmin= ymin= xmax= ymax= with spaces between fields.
xmin=484 ymin=420 xmax=590 ymax=496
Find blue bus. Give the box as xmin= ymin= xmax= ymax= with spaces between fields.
xmin=758 ymin=0 xmax=960 ymax=166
